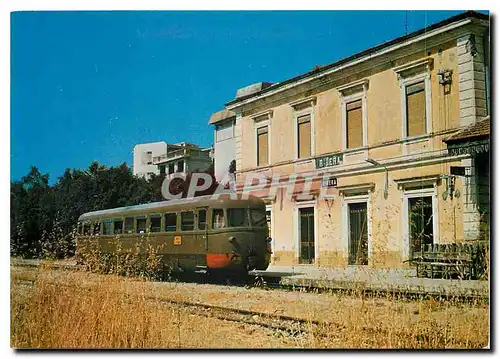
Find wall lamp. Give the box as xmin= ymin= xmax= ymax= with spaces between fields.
xmin=365 ymin=158 xmax=388 ymax=199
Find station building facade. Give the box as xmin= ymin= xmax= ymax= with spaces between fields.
xmin=222 ymin=11 xmax=490 ymax=268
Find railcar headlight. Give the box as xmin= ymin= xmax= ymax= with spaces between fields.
xmin=266 ymin=237 xmax=272 ymax=253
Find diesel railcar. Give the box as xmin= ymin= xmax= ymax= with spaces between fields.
xmin=76 ymin=195 xmax=272 ymax=274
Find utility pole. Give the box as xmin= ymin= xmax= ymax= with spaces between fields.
xmin=405 ymin=11 xmax=409 ymax=35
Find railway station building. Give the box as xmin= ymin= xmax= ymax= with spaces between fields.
xmin=220 ymin=11 xmax=490 ymax=268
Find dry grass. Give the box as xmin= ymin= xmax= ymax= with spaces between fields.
xmin=10 ymin=269 xmax=297 ymax=348
xmin=10 ymin=265 xmax=490 ymax=349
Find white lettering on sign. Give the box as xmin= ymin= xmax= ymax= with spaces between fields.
xmin=321 ymin=177 xmax=337 ymax=188
xmin=316 ymin=154 xmax=343 ymax=169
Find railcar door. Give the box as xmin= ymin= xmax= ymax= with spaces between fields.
xmin=196 ymin=207 xmax=209 ymax=267
xmin=206 ymin=207 xmax=231 ymax=270
xmin=176 ymin=210 xmax=204 ymax=270
xmin=174 ymin=208 xmax=207 ymax=270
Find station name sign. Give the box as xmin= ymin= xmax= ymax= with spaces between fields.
xmin=315 ymin=153 xmax=343 ymax=169
xmin=321 ymin=177 xmax=338 ymax=188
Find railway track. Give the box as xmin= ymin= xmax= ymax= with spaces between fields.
xmin=11 ymin=275 xmax=488 ymax=348
xmin=12 ymin=277 xmax=313 ymax=338
xmin=8 ymin=276 xmax=419 ymax=342
xmin=11 ymin=260 xmax=488 ymax=303
xmin=248 ymin=273 xmax=489 ymax=303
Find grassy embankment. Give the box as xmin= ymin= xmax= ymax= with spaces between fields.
xmin=11 ymin=262 xmax=489 ymax=349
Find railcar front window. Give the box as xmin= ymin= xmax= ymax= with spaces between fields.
xmin=136 ymin=217 xmax=147 ymax=234
xmin=83 ymin=222 xmax=91 ymax=235
xmin=124 ymin=217 xmax=134 ymax=234
xmin=250 ymin=209 xmax=267 ymax=228
xmin=212 ymin=209 xmax=225 ymax=229
xmin=103 ymin=219 xmax=112 ymax=235
xmin=227 ymin=208 xmax=249 ymax=227
xmin=181 ymin=211 xmax=195 ymax=231
xmin=93 ymin=222 xmax=101 ymax=235
xmin=114 ymin=219 xmax=123 ymax=234
xmin=165 ymin=213 xmax=177 ymax=231
xmin=150 ymin=215 xmax=162 ymax=232
xmin=198 ymin=209 xmax=207 ymax=230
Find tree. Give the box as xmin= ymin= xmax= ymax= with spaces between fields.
xmin=11 ymin=166 xmax=53 ymax=257
xmin=10 ymin=161 xmax=164 ymax=258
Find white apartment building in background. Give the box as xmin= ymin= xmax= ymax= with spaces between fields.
xmin=133 ymin=141 xmax=168 ymax=180
xmin=153 ymin=142 xmax=212 ymax=177
xmin=209 ymin=109 xmax=236 ymax=182
xmin=133 ymin=141 xmax=213 ymax=180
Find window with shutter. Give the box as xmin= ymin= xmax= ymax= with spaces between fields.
xmin=257 ymin=126 xmax=269 ymax=166
xmin=406 ymin=81 xmax=426 ymax=137
xmin=297 ymin=114 xmax=311 ymax=159
xmin=346 ymin=100 xmax=363 ymax=149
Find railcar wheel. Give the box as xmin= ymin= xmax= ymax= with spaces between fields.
xmin=232 ymin=260 xmax=251 ymax=283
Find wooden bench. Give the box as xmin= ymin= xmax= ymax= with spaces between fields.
xmin=411 ymin=243 xmax=487 ymax=279
xmin=412 ymin=260 xmax=473 ymax=279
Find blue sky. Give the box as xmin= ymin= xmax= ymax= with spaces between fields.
xmin=11 ymin=10 xmax=475 ymax=183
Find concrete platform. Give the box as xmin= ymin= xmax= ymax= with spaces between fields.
xmin=251 ymin=265 xmax=489 ymax=299
xmin=11 ymin=258 xmax=488 ymax=299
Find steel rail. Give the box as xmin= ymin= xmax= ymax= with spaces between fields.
xmin=11 ymin=261 xmax=488 ymax=302
xmin=10 ymin=275 xmax=488 ymax=348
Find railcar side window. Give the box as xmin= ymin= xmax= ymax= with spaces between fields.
xmin=136 ymin=217 xmax=147 ymax=234
xmin=114 ymin=219 xmax=123 ymax=234
xmin=124 ymin=217 xmax=134 ymax=234
xmin=198 ymin=209 xmax=207 ymax=230
xmin=150 ymin=214 xmax=162 ymax=232
xmin=227 ymin=208 xmax=249 ymax=227
xmin=181 ymin=211 xmax=195 ymax=231
xmin=83 ymin=222 xmax=91 ymax=235
xmin=93 ymin=222 xmax=101 ymax=235
xmin=165 ymin=213 xmax=177 ymax=232
xmin=250 ymin=209 xmax=267 ymax=228
xmin=212 ymin=209 xmax=225 ymax=229
xmin=103 ymin=219 xmax=112 ymax=235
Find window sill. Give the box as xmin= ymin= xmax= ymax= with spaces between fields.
xmin=343 ymin=146 xmax=368 ymax=156
xmin=294 ymin=156 xmax=315 ymax=164
xmin=402 ymin=134 xmax=430 ymax=144
xmin=255 ymin=164 xmax=271 ymax=171
xmin=402 ymin=134 xmax=431 ymax=155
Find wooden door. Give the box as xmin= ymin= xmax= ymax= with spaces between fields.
xmin=348 ymin=202 xmax=368 ymax=265
xmin=408 ymin=196 xmax=433 ymax=259
xmin=299 ymin=208 xmax=315 ymax=264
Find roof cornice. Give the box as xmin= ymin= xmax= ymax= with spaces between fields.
xmin=226 ymin=11 xmax=488 ymax=111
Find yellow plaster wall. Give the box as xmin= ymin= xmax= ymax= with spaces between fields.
xmin=315 ymin=89 xmax=342 ymax=156
xmin=236 ymin=37 xmax=467 ymax=268
xmin=270 ymin=104 xmax=295 ymax=165
xmin=266 ymin=162 xmax=466 ymax=268
xmin=238 ymin=41 xmax=460 ymax=173
xmin=365 ymin=68 xmax=403 ymax=146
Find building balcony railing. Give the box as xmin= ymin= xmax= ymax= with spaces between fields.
xmin=152 ymin=148 xmax=210 ymax=165
xmin=152 ymin=149 xmax=185 ymax=164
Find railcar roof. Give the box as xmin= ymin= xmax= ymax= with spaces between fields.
xmin=78 ymin=194 xmax=265 ymax=221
